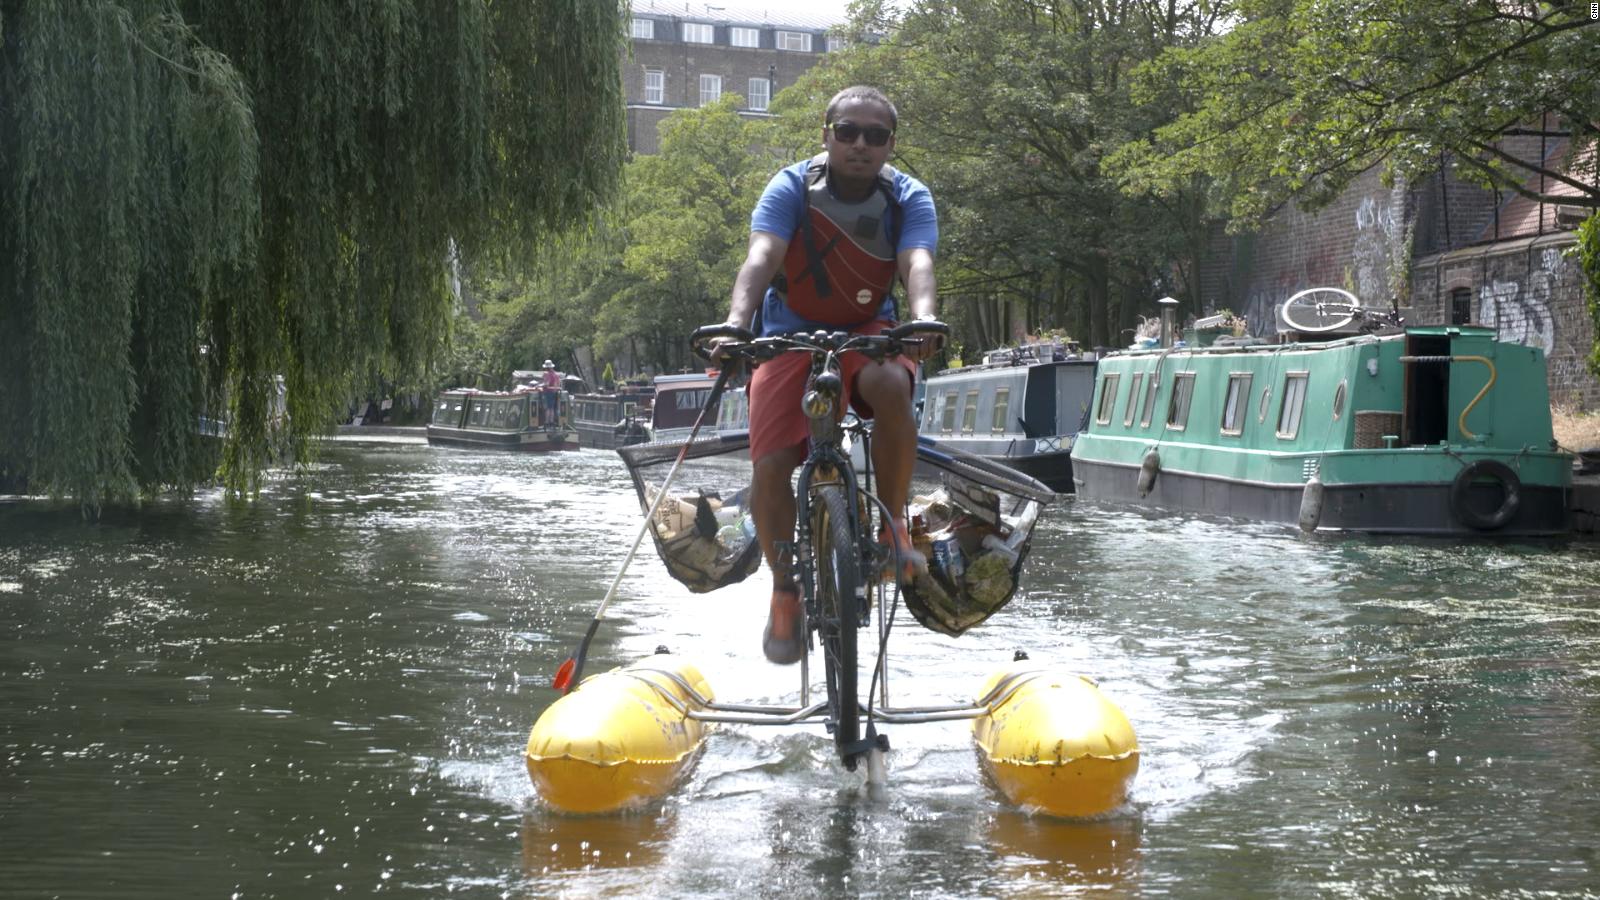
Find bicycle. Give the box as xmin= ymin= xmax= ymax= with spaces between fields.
xmin=687 ymin=321 xmax=949 ymax=771
xmin=1280 ymin=287 xmax=1406 ymax=334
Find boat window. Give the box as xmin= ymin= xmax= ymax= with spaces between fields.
xmin=940 ymin=393 xmax=958 ymax=432
xmin=1139 ymin=373 xmax=1158 ymax=428
xmin=677 ymin=389 xmax=710 ymax=410
xmin=433 ymin=398 xmax=453 ymax=423
xmin=960 ymin=390 xmax=980 ymax=433
xmin=1123 ymin=374 xmax=1143 ymax=427
xmin=1166 ymin=372 xmax=1196 ymax=431
xmin=1095 ymin=374 xmax=1120 ymax=425
xmin=1277 ymin=372 xmax=1309 ymax=439
xmin=1221 ymin=373 xmax=1252 ymax=436
xmin=991 ymin=388 xmax=1010 ymax=433
xmin=1258 ymin=385 xmax=1271 ymax=423
xmin=468 ymin=400 xmax=488 ymax=426
xmin=1332 ymin=379 xmax=1347 ymax=421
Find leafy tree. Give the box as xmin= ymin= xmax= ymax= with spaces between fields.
xmin=473 ymin=95 xmax=778 ymax=376
xmin=1112 ymin=1 xmax=1599 ymax=222
xmin=0 ymin=0 xmax=626 ymax=507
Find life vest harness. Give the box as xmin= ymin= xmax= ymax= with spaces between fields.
xmin=770 ymin=155 xmax=903 ymax=322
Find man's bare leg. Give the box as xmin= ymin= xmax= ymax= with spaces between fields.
xmin=752 ymin=443 xmax=805 ymax=663
xmin=855 ymin=361 xmax=921 ymax=578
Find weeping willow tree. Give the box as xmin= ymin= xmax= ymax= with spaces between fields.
xmin=0 ymin=0 xmax=626 ymax=508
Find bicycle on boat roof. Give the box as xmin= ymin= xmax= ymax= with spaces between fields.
xmin=688 ymin=320 xmax=1062 ymax=775
xmin=1280 ymin=287 xmax=1406 ymax=334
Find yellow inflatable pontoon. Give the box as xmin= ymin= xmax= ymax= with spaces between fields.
xmin=526 ymin=654 xmax=712 ymax=813
xmin=972 ymin=666 xmax=1139 ymax=818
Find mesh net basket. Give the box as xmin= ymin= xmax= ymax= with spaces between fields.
xmin=897 ymin=437 xmax=1057 ymax=637
xmin=617 ymin=432 xmax=761 ymax=594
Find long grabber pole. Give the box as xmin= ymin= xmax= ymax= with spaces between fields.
xmin=552 ymin=364 xmax=736 ymax=693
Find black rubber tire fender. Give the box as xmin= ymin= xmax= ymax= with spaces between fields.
xmin=1450 ymin=459 xmax=1521 ymax=531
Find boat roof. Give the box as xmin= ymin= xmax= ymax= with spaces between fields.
xmin=1104 ymin=325 xmax=1501 ymax=359
xmin=653 ymin=371 xmax=718 ymax=386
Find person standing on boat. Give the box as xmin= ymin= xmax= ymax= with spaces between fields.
xmin=709 ymin=85 xmax=944 ymax=665
xmin=540 ymin=360 xmax=561 ymax=424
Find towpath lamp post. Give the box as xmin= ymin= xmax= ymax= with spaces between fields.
xmin=1158 ymin=296 xmax=1180 ymax=348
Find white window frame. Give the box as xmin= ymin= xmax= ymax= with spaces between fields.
xmin=940 ymin=394 xmax=959 ymax=433
xmin=960 ymin=390 xmax=980 ymax=433
xmin=644 ymin=69 xmax=664 ymax=105
xmin=826 ymin=35 xmax=846 ymax=52
xmin=631 ymin=18 xmax=654 ymax=39
xmin=730 ymin=26 xmax=759 ymax=48
xmin=990 ymin=388 xmax=1010 ymax=433
xmin=1221 ymin=373 xmax=1252 ymax=436
xmin=1123 ymin=373 xmax=1143 ymax=427
xmin=1277 ymin=372 xmax=1309 ymax=439
xmin=698 ymin=74 xmax=721 ymax=106
xmin=1095 ymin=374 xmax=1120 ymax=425
xmin=747 ymin=77 xmax=770 ymax=111
xmin=776 ymin=30 xmax=812 ymax=52
xmin=682 ymin=22 xmax=714 ymax=44
xmin=1166 ymin=372 xmax=1196 ymax=431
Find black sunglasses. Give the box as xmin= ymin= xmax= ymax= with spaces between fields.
xmin=828 ymin=122 xmax=893 ymax=147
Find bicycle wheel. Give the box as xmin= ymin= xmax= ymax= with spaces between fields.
xmin=811 ymin=482 xmax=861 ymax=768
xmin=1281 ymin=287 xmax=1359 ymax=333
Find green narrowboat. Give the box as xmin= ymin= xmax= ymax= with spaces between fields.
xmin=1070 ymin=324 xmax=1571 ymax=535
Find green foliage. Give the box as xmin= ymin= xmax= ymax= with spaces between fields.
xmin=1575 ymin=212 xmax=1600 ymax=377
xmin=776 ymin=0 xmax=1225 ymax=349
xmin=0 ymin=0 xmax=626 ymax=507
xmin=472 ymin=96 xmax=778 ymax=376
xmin=1113 ymin=1 xmax=1600 ymax=225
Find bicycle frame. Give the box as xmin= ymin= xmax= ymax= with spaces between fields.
xmin=685 ymin=324 xmax=969 ymax=776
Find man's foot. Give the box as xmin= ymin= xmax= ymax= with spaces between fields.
xmin=762 ymin=586 xmax=805 ymax=665
xmin=879 ymin=518 xmax=928 ymax=585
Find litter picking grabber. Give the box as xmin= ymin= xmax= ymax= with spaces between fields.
xmin=552 ymin=344 xmax=744 ymax=693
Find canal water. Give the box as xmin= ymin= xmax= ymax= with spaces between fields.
xmin=3 ymin=441 xmax=1598 ymax=898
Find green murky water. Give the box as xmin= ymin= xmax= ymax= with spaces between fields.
xmin=3 ymin=440 xmax=1597 ymax=898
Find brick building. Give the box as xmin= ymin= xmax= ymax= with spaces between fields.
xmin=625 ymin=1 xmax=846 ymax=154
xmin=1198 ymin=137 xmax=1598 ymax=408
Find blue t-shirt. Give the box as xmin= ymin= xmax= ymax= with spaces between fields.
xmin=750 ymin=160 xmax=938 ymax=336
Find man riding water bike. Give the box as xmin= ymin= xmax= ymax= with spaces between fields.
xmin=710 ymin=86 xmax=945 ymax=665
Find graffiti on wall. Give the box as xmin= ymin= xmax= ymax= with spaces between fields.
xmin=1477 ymin=248 xmax=1563 ymax=355
xmin=1350 ymin=188 xmax=1410 ymax=306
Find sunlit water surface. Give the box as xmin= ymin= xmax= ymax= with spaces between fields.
xmin=2 ymin=442 xmax=1598 ymax=898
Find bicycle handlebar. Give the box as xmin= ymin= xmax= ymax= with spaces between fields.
xmin=690 ymin=321 xmax=949 ymax=362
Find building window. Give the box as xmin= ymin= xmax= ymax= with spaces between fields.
xmin=1166 ymin=372 xmax=1196 ymax=431
xmin=991 ymin=388 xmax=1010 ymax=433
xmin=699 ymin=74 xmax=721 ymax=106
xmin=1450 ymin=287 xmax=1473 ymax=325
xmin=644 ymin=69 xmax=664 ymax=105
xmin=776 ymin=30 xmax=812 ymax=51
xmin=682 ymin=22 xmax=714 ymax=44
xmin=961 ymin=390 xmax=980 ymax=433
xmin=940 ymin=393 xmax=958 ymax=432
xmin=747 ymin=77 xmax=770 ymax=111
xmin=1221 ymin=373 xmax=1252 ymax=435
xmin=1095 ymin=374 xmax=1120 ymax=425
xmin=1277 ymin=372 xmax=1309 ymax=439
xmin=826 ymin=35 xmax=846 ymax=52
xmin=730 ymin=26 xmax=759 ymax=48
xmin=1123 ymin=373 xmax=1143 ymax=427
xmin=631 ymin=18 xmax=654 ymax=39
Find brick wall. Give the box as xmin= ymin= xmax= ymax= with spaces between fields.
xmin=1412 ymin=233 xmax=1598 ymax=409
xmin=1199 ymin=167 xmax=1415 ymax=336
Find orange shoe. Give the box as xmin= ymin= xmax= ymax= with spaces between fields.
xmin=762 ymin=586 xmax=805 ymax=665
xmin=879 ymin=518 xmax=928 ymax=585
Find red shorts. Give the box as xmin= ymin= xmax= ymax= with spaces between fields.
xmin=748 ymin=319 xmax=918 ymax=463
